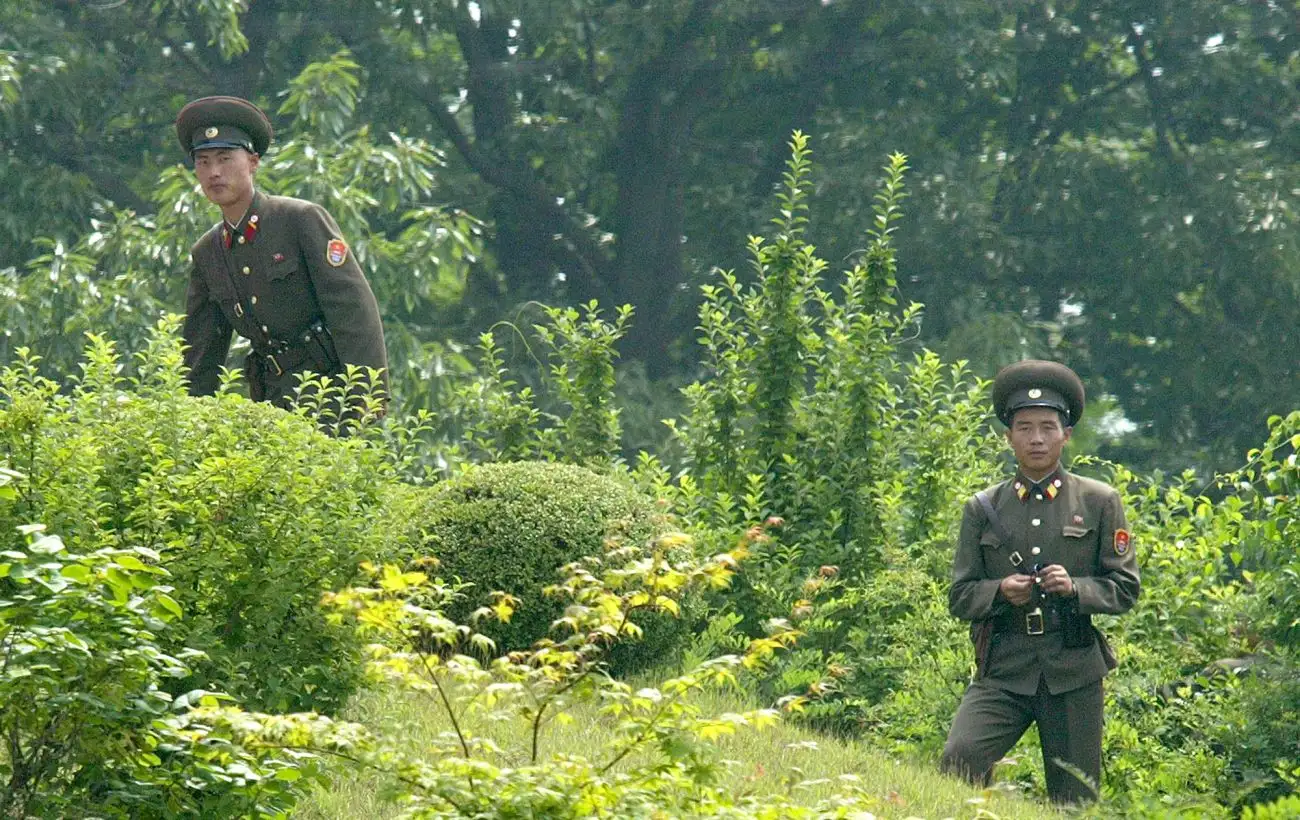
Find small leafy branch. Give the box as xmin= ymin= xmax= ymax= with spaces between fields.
xmin=306 ymin=528 xmax=823 ymax=817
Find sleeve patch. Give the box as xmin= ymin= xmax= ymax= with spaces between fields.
xmin=326 ymin=238 xmax=349 ymax=267
xmin=1114 ymin=528 xmax=1131 ymax=556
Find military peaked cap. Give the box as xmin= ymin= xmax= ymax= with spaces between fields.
xmin=175 ymin=96 xmax=273 ymax=157
xmin=991 ymin=359 xmax=1085 ymax=427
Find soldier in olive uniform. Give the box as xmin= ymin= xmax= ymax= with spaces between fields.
xmin=174 ymin=96 xmax=388 ymax=415
xmin=940 ymin=360 xmax=1140 ymax=804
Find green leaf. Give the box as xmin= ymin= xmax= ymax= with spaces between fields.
xmin=153 ymin=594 xmax=183 ymax=619
xmin=28 ymin=535 xmax=66 ymax=555
xmin=115 ymin=555 xmax=150 ymax=572
xmin=60 ymin=564 xmax=93 ymax=584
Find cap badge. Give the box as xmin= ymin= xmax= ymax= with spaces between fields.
xmin=1028 ymin=388 xmax=1043 ymax=398
xmin=204 ymin=126 xmax=219 ymax=139
xmin=326 ymin=238 xmax=349 ymax=267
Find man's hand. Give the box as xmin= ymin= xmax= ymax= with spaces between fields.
xmin=1038 ymin=563 xmax=1075 ymax=597
xmin=999 ymin=574 xmax=1035 ymax=606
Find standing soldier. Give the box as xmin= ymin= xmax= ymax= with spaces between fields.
xmin=174 ymin=95 xmax=388 ymax=418
xmin=941 ymin=360 xmax=1140 ymax=804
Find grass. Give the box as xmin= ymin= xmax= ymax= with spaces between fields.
xmin=297 ymin=676 xmax=1063 ymax=819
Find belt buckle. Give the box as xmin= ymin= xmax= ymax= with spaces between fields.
xmin=1025 ymin=607 xmax=1045 ymax=636
xmin=266 ymin=354 xmax=284 ymax=376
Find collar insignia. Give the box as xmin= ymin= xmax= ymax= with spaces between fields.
xmin=221 ymin=216 xmax=258 ymax=249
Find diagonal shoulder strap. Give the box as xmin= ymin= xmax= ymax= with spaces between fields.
xmin=211 ymin=229 xmax=277 ymax=352
xmin=975 ymin=489 xmax=1011 ymax=543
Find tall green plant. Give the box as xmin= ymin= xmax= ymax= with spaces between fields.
xmin=536 ymin=302 xmax=632 ymax=468
xmin=668 ymin=136 xmax=998 ymax=578
xmin=450 ymin=302 xmax=631 ymax=470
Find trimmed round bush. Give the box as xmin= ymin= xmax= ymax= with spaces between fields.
xmin=412 ymin=460 xmax=664 ymax=655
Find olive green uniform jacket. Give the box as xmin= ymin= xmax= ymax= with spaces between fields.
xmin=949 ymin=468 xmax=1140 ymax=695
xmin=181 ymin=190 xmax=388 ymax=407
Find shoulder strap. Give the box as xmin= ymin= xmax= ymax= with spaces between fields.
xmin=975 ymin=489 xmax=1011 ymax=543
xmin=210 ymin=228 xmax=277 ymax=352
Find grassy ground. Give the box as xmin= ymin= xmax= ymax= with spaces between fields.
xmin=298 ymin=681 xmax=1062 ymax=819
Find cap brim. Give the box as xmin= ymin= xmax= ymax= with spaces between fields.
xmin=175 ymin=96 xmax=273 ymax=155
xmin=191 ymin=140 xmax=253 ymax=152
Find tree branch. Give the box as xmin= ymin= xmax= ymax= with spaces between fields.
xmin=403 ymin=81 xmax=611 ymax=300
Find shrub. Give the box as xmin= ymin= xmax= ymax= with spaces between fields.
xmin=295 ymin=532 xmax=880 ymax=819
xmin=0 ymin=320 xmax=402 ymax=712
xmin=0 ymin=522 xmax=320 ymax=817
xmin=408 ymin=460 xmax=673 ymax=662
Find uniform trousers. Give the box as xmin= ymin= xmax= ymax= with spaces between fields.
xmin=941 ymin=675 xmax=1103 ymax=804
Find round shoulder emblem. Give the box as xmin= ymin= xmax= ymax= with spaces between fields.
xmin=326 ymin=238 xmax=349 ymax=267
xmin=1114 ymin=528 xmax=1131 ymax=556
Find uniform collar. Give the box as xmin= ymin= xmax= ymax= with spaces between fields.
xmin=221 ymin=190 xmax=263 ymax=249
xmin=1012 ymin=466 xmax=1065 ymax=502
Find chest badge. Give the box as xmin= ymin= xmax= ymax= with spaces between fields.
xmin=273 ymin=252 xmax=285 ymax=263
xmin=1073 ymin=514 xmax=1084 ymax=524
xmin=1114 ymin=529 xmax=1131 ymax=556
xmin=326 ymin=238 xmax=349 ymax=267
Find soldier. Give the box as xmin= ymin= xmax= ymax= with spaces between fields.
xmin=174 ymin=95 xmax=388 ymax=419
xmin=941 ymin=360 xmax=1140 ymax=804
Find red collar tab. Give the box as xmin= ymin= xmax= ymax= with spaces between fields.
xmin=222 ymin=213 xmax=260 ymax=249
xmin=1014 ymin=472 xmax=1063 ymax=503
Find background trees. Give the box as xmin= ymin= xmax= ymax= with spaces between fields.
xmin=3 ymin=0 xmax=1298 ymax=471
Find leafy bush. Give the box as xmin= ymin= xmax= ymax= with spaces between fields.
xmin=447 ymin=302 xmax=631 ymax=471
xmin=290 ymin=530 xmax=905 ymax=818
xmin=408 ymin=460 xmax=676 ymax=663
xmin=0 ymin=521 xmax=320 ymax=817
xmin=0 ymin=320 xmax=403 ymax=712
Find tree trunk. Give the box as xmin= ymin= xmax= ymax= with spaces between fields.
xmin=609 ymin=84 xmax=689 ymax=375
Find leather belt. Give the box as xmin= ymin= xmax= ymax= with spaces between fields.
xmin=994 ymin=606 xmax=1063 ymax=636
xmin=249 ymin=323 xmax=325 ymax=377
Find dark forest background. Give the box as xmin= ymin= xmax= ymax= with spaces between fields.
xmin=4 ymin=0 xmax=1299 ymax=473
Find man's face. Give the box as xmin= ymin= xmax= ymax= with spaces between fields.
xmin=1006 ymin=406 xmax=1071 ymax=475
xmin=193 ymin=147 xmax=259 ymax=210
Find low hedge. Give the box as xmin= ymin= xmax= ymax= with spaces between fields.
xmin=410 ymin=460 xmax=674 ymax=662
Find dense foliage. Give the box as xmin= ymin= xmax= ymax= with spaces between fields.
xmin=0 ymin=320 xmax=401 ymax=712
xmin=6 ymin=0 xmax=1300 ymax=471
xmin=445 ymin=141 xmax=1300 ymax=815
xmin=0 ymin=517 xmax=325 ymax=815
xmin=1 ymin=115 xmax=1299 ymax=815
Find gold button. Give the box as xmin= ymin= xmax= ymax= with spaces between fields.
xmin=251 ymin=296 xmax=258 ymax=305
xmin=237 ymin=235 xmax=246 ymax=244
xmin=261 ymin=325 xmax=269 ymax=333
xmin=241 ymin=266 xmax=251 ymax=275
xmin=1031 ymin=547 xmax=1041 ymax=555
xmin=1031 ymin=518 xmax=1041 ymax=527
xmin=1035 ymin=494 xmax=1043 ymax=501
